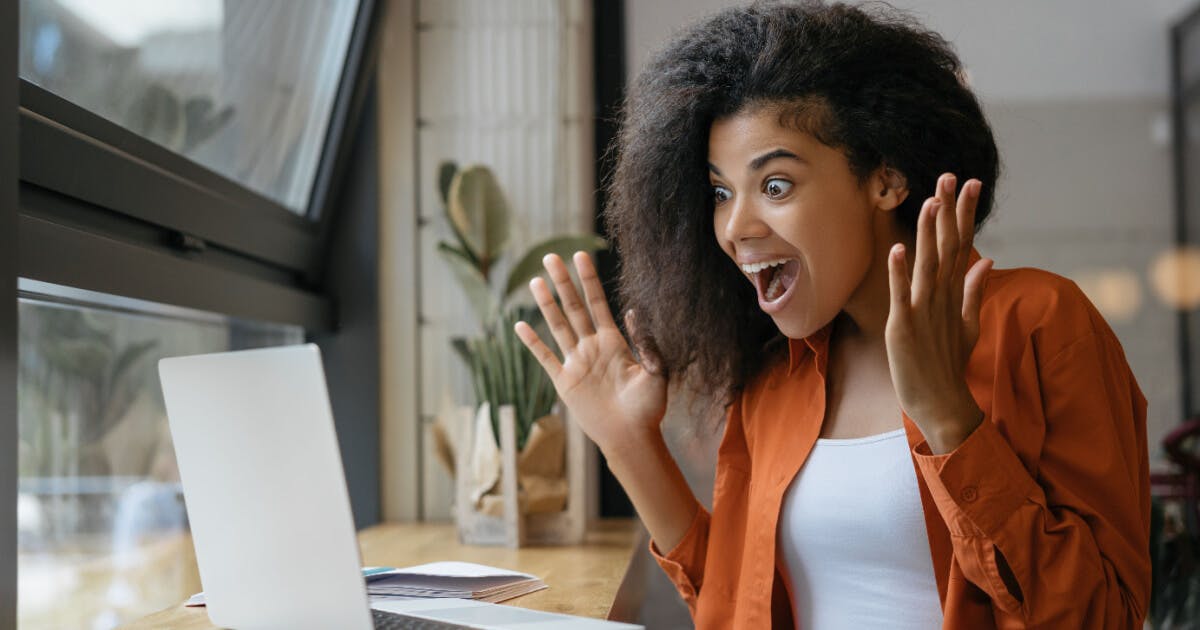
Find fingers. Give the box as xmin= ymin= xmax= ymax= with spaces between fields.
xmin=912 ymin=174 xmax=983 ymax=312
xmin=961 ymin=256 xmax=993 ymax=342
xmin=950 ymin=178 xmax=981 ymax=318
xmin=543 ymin=253 xmax=596 ymax=339
xmin=514 ymin=320 xmax=563 ymax=380
xmin=530 ymin=276 xmax=578 ymax=352
xmin=526 ymin=251 xmax=615 ymax=361
xmin=910 ymin=196 xmax=939 ymax=305
xmin=887 ymin=243 xmax=911 ymax=324
xmin=935 ymin=173 xmax=960 ymax=283
xmin=955 ymin=180 xmax=981 ymax=268
xmin=574 ymin=251 xmax=618 ymax=330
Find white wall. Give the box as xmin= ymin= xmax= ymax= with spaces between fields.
xmin=414 ymin=0 xmax=595 ymax=520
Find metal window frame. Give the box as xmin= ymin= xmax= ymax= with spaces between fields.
xmin=17 ymin=0 xmax=381 ymax=330
xmin=2 ymin=1 xmax=17 ymax=628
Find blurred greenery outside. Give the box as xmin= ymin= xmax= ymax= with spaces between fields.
xmin=17 ymin=295 xmax=300 ymax=629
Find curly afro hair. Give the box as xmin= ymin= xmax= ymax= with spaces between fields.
xmin=605 ymin=0 xmax=1001 ymax=411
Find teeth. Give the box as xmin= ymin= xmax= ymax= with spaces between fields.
xmin=740 ymin=258 xmax=790 ymax=274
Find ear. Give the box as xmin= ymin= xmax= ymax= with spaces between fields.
xmin=870 ymin=166 xmax=909 ymax=212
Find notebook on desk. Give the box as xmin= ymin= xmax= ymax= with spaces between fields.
xmin=159 ymin=344 xmax=642 ymax=630
xmin=366 ymin=562 xmax=547 ymax=602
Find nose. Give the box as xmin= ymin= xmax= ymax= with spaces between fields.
xmin=717 ymin=194 xmax=770 ymax=245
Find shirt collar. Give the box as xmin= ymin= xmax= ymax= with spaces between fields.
xmin=786 ymin=321 xmax=833 ymax=375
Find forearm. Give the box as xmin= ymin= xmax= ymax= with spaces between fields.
xmin=601 ymin=427 xmax=700 ymax=555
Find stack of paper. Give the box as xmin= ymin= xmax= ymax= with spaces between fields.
xmin=365 ymin=561 xmax=548 ymax=603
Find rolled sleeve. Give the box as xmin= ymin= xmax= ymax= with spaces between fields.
xmin=912 ymin=417 xmax=1038 ymax=538
xmin=648 ymin=500 xmax=711 ymax=611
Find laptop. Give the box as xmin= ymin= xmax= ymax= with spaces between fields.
xmin=159 ymin=344 xmax=642 ymax=630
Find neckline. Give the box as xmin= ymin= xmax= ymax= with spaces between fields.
xmin=814 ymin=427 xmax=907 ymax=445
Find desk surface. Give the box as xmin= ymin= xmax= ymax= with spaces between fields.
xmin=120 ymin=519 xmax=640 ymax=629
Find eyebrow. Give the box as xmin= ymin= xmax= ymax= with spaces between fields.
xmin=708 ymin=148 xmax=805 ymax=177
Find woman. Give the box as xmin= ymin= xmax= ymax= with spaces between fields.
xmin=514 ymin=2 xmax=1150 ymax=628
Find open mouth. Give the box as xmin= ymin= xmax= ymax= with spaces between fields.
xmin=744 ymin=259 xmax=799 ymax=307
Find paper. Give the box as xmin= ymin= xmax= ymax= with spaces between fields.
xmin=369 ymin=561 xmax=534 ymax=579
xmin=366 ymin=561 xmax=547 ymax=603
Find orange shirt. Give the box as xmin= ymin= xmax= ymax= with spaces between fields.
xmin=651 ymin=253 xmax=1151 ymax=629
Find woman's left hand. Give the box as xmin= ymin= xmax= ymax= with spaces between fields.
xmin=886 ymin=173 xmax=994 ymax=455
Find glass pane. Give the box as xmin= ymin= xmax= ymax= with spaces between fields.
xmin=17 ymin=281 xmax=303 ymax=629
xmin=17 ymin=0 xmax=360 ymax=214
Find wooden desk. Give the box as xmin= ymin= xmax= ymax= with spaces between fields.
xmin=120 ymin=519 xmax=640 ymax=629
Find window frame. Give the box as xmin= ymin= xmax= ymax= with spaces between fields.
xmin=16 ymin=0 xmax=382 ymax=331
xmin=2 ymin=1 xmax=18 ymax=628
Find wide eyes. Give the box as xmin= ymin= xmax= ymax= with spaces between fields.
xmin=711 ymin=178 xmax=793 ymax=204
xmin=764 ymin=178 xmax=793 ymax=199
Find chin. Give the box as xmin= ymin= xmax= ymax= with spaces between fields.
xmin=769 ymin=311 xmax=831 ymax=340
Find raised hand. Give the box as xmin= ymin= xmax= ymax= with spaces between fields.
xmin=885 ymin=173 xmax=994 ymax=454
xmin=514 ymin=251 xmax=668 ymax=454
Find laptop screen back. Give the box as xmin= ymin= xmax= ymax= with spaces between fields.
xmin=159 ymin=344 xmax=372 ymax=630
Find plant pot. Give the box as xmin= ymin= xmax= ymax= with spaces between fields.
xmin=454 ymin=403 xmax=587 ymax=547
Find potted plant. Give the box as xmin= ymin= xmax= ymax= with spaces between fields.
xmin=430 ymin=161 xmax=605 ymax=546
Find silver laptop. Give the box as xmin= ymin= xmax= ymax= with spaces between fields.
xmin=159 ymin=344 xmax=642 ymax=630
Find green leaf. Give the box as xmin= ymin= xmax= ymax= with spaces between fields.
xmin=437 ymin=242 xmax=498 ymax=325
xmin=447 ymin=165 xmax=511 ymax=274
xmin=436 ymin=162 xmax=481 ymax=267
xmin=437 ymin=161 xmax=458 ymax=206
xmin=503 ymin=234 xmax=608 ymax=298
xmin=457 ymin=307 xmax=562 ymax=452
xmin=466 ymin=337 xmax=486 ymax=412
xmin=449 ymin=337 xmax=472 ymax=367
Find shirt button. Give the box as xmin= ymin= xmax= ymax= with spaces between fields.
xmin=961 ymin=485 xmax=979 ymax=503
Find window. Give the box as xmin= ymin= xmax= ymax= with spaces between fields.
xmin=6 ymin=1 xmax=383 ymax=627
xmin=18 ymin=0 xmax=360 ymax=214
xmin=16 ymin=281 xmax=302 ymax=629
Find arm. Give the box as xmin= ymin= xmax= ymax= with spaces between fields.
xmin=883 ymin=175 xmax=1150 ymax=625
xmin=913 ymin=330 xmax=1151 ymax=627
xmin=513 ymin=251 xmax=702 ymax=579
xmin=605 ymin=426 xmax=701 ymax=560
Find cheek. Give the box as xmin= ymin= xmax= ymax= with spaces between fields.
xmin=798 ymin=205 xmax=875 ymax=298
xmin=713 ymin=208 xmax=733 ymax=258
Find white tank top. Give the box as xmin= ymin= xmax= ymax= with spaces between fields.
xmin=776 ymin=427 xmax=944 ymax=629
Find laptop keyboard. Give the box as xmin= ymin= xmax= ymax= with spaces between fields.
xmin=372 ymin=608 xmax=468 ymax=629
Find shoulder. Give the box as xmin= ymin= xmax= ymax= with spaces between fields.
xmin=979 ymin=264 xmax=1120 ymax=366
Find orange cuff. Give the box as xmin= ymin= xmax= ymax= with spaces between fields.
xmin=648 ymin=501 xmax=711 ymax=607
xmin=912 ymin=418 xmax=1038 ymax=537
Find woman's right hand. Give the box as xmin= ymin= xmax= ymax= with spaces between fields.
xmin=514 ymin=251 xmax=668 ymax=455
